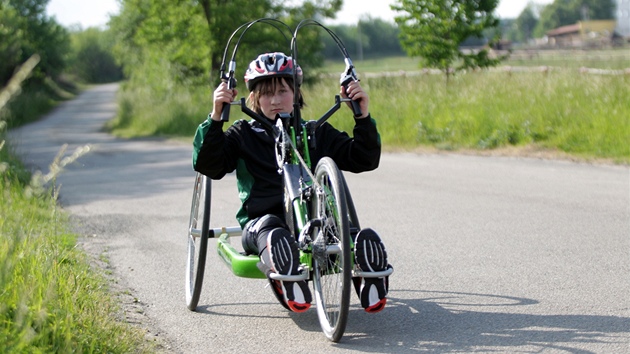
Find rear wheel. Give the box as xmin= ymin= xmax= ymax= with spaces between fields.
xmin=311 ymin=157 xmax=351 ymax=342
xmin=186 ymin=173 xmax=211 ymax=310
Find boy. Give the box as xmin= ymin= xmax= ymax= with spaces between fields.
xmin=194 ymin=52 xmax=390 ymax=313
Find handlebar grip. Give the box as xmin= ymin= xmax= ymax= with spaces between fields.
xmin=220 ymin=102 xmax=230 ymax=122
xmin=220 ymin=75 xmax=236 ymax=122
xmin=349 ymin=98 xmax=362 ymax=118
xmin=341 ymin=81 xmax=362 ymax=118
xmin=340 ymin=74 xmax=362 ymax=118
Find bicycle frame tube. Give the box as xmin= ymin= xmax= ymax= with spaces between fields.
xmin=282 ymin=164 xmax=310 ymax=231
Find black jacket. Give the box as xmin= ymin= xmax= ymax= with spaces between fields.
xmin=194 ymin=115 xmax=381 ymax=225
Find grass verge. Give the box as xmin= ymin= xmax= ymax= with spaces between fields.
xmin=109 ymin=55 xmax=630 ymax=164
xmin=0 ymin=145 xmax=155 ymax=353
xmin=317 ymin=69 xmax=630 ymax=163
xmin=1 ymin=57 xmax=154 ymax=352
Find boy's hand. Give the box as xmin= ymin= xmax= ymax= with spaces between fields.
xmin=340 ymin=80 xmax=369 ymax=119
xmin=211 ymin=82 xmax=238 ymax=121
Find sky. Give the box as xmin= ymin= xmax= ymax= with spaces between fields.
xmin=46 ymin=0 xmax=555 ymax=29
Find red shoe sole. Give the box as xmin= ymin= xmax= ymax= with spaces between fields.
xmin=287 ymin=301 xmax=311 ymax=313
xmin=364 ymin=298 xmax=387 ymax=313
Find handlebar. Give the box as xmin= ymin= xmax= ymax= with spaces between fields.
xmin=219 ymin=90 xmax=355 ymax=135
xmin=216 ymin=18 xmax=364 ymax=150
xmin=234 ymin=96 xmax=345 ymax=137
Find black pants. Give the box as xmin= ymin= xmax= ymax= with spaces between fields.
xmin=241 ymin=214 xmax=294 ymax=271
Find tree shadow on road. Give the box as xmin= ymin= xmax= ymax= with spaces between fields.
xmin=288 ymin=289 xmax=630 ymax=353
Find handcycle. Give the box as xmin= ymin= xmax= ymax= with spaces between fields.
xmin=185 ymin=18 xmax=392 ymax=342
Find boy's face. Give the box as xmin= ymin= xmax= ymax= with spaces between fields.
xmin=254 ymin=78 xmax=294 ymax=119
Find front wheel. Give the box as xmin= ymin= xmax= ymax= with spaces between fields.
xmin=311 ymin=157 xmax=351 ymax=342
xmin=186 ymin=173 xmax=211 ymax=310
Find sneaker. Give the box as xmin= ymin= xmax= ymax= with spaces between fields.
xmin=354 ymin=228 xmax=388 ymax=272
xmin=270 ymin=279 xmax=312 ymax=313
xmin=353 ymin=276 xmax=389 ymax=313
xmin=267 ymin=229 xmax=312 ymax=313
xmin=354 ymin=228 xmax=390 ymax=313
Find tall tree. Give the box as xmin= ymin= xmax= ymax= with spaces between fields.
xmin=393 ymin=0 xmax=503 ymax=80
xmin=110 ymin=0 xmax=343 ymax=87
xmin=69 ymin=28 xmax=123 ymax=83
xmin=321 ymin=19 xmax=404 ymax=60
xmin=1 ymin=0 xmax=69 ymax=84
xmin=0 ymin=0 xmax=24 ymax=85
xmin=514 ymin=4 xmax=538 ymax=42
xmin=357 ymin=17 xmax=405 ymax=58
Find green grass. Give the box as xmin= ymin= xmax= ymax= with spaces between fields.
xmin=322 ymin=48 xmax=630 ymax=73
xmin=108 ymin=50 xmax=630 ymax=163
xmin=0 ymin=150 xmax=153 ymax=353
xmin=107 ymin=81 xmax=210 ymax=138
xmin=2 ymin=78 xmax=78 ymax=129
xmin=1 ymin=68 xmax=153 ymax=352
xmin=505 ymin=48 xmax=630 ymax=70
xmin=307 ymin=70 xmax=630 ymax=162
xmin=321 ymin=55 xmax=422 ymax=74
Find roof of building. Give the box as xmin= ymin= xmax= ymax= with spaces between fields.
xmin=547 ymin=23 xmax=581 ymax=37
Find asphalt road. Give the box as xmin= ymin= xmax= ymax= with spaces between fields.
xmin=9 ymin=83 xmax=630 ymax=353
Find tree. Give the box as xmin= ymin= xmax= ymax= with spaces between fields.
xmin=1 ymin=0 xmax=70 ymax=85
xmin=0 ymin=1 xmax=24 ymax=85
xmin=109 ymin=0 xmax=216 ymax=86
xmin=392 ymin=0 xmax=503 ymax=80
xmin=514 ymin=4 xmax=538 ymax=43
xmin=356 ymin=17 xmax=405 ymax=59
xmin=68 ymin=28 xmax=123 ymax=83
xmin=321 ymin=19 xmax=404 ymax=60
xmin=533 ymin=0 xmax=615 ymax=38
xmin=321 ymin=24 xmax=356 ymax=59
xmin=110 ymin=0 xmax=343 ymax=87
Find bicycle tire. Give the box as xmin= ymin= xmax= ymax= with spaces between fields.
xmin=340 ymin=172 xmax=361 ymax=235
xmin=311 ymin=157 xmax=351 ymax=342
xmin=186 ymin=173 xmax=211 ymax=311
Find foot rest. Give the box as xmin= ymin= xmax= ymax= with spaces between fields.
xmin=353 ymin=266 xmax=394 ymax=278
xmin=217 ymin=233 xmax=266 ymax=279
xmin=268 ymin=269 xmax=309 ymax=282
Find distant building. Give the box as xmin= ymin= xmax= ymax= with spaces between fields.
xmin=546 ymin=20 xmax=617 ymax=47
xmin=546 ymin=24 xmax=582 ymax=47
xmin=616 ymin=0 xmax=630 ymax=37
